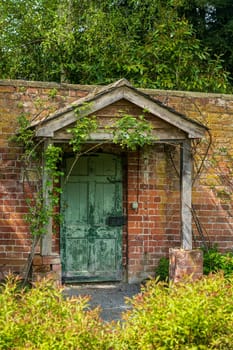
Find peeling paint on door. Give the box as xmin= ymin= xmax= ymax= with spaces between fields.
xmin=61 ymin=153 xmax=123 ymax=282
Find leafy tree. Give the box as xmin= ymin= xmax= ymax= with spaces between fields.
xmin=179 ymin=0 xmax=233 ymax=83
xmin=0 ymin=0 xmax=231 ymax=92
xmin=0 ymin=0 xmax=60 ymax=80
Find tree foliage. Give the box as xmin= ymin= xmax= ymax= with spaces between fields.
xmin=179 ymin=0 xmax=233 ymax=84
xmin=0 ymin=0 xmax=232 ymax=92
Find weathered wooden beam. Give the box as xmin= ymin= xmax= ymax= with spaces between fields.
xmin=41 ymin=139 xmax=53 ymax=256
xmin=180 ymin=139 xmax=192 ymax=250
xmin=53 ymin=127 xmax=186 ymax=141
xmin=123 ymin=86 xmax=206 ymax=138
xmin=35 ymin=84 xmax=207 ymax=139
xmin=36 ymin=89 xmax=125 ymax=137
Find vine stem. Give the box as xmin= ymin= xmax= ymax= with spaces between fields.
xmin=22 ymin=235 xmax=41 ymax=287
xmin=63 ymin=142 xmax=104 ymax=186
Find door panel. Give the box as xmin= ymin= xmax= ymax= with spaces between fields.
xmin=95 ymin=238 xmax=116 ymax=270
xmin=66 ymin=239 xmax=88 ymax=271
xmin=65 ymin=182 xmax=88 ymax=226
xmin=61 ymin=153 xmax=123 ymax=282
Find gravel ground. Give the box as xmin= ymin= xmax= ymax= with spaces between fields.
xmin=63 ymin=283 xmax=141 ymax=322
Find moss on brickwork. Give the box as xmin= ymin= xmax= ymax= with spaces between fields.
xmin=0 ymin=80 xmax=232 ymax=279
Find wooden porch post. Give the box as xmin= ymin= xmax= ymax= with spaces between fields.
xmin=41 ymin=139 xmax=53 ymax=256
xmin=170 ymin=140 xmax=203 ymax=282
xmin=180 ymin=139 xmax=192 ymax=250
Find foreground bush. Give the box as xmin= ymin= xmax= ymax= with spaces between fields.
xmin=0 ymin=276 xmax=109 ymax=350
xmin=0 ymin=274 xmax=233 ymax=349
xmin=117 ymin=274 xmax=233 ymax=349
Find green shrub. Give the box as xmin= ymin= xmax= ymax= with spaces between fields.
xmin=155 ymin=257 xmax=169 ymax=281
xmin=116 ymin=274 xmax=233 ymax=349
xmin=0 ymin=275 xmax=110 ymax=350
xmin=1 ymin=274 xmax=233 ymax=349
xmin=203 ymin=247 xmax=233 ymax=277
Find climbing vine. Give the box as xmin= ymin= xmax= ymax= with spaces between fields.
xmin=68 ymin=115 xmax=97 ymax=153
xmin=11 ymin=115 xmax=64 ymax=283
xmin=111 ymin=112 xmax=155 ymax=151
xmin=13 ymin=105 xmax=155 ymax=283
xmin=68 ymin=104 xmax=98 ymax=153
xmin=12 ymin=116 xmax=63 ymax=238
xmin=11 ymin=114 xmax=36 ymax=159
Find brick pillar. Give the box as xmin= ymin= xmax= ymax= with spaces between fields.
xmin=169 ymin=248 xmax=203 ymax=283
xmin=32 ymin=254 xmax=61 ymax=285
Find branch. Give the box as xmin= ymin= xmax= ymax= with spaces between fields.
xmin=62 ymin=142 xmax=104 ymax=186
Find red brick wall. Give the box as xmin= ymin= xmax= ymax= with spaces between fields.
xmin=0 ymin=81 xmax=92 ymax=277
xmin=0 ymin=84 xmax=28 ymax=276
xmin=126 ymin=146 xmax=181 ymax=282
xmin=0 ymin=80 xmax=232 ymax=281
xmin=148 ymin=90 xmax=233 ymax=253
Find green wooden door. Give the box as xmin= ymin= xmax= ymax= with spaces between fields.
xmin=61 ymin=153 xmax=123 ymax=282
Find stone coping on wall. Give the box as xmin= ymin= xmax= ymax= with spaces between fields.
xmin=1 ymin=79 xmax=233 ymax=100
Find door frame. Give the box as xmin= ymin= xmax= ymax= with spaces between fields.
xmin=60 ymin=152 xmax=125 ymax=283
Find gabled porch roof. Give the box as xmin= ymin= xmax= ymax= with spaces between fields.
xmin=31 ymin=79 xmax=207 ymax=140
xmin=32 ymin=79 xmax=208 ymax=255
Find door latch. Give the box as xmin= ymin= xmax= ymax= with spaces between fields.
xmin=106 ymin=216 xmax=127 ymax=226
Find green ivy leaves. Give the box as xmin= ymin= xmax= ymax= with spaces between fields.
xmin=68 ymin=115 xmax=97 ymax=153
xmin=111 ymin=113 xmax=155 ymax=151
